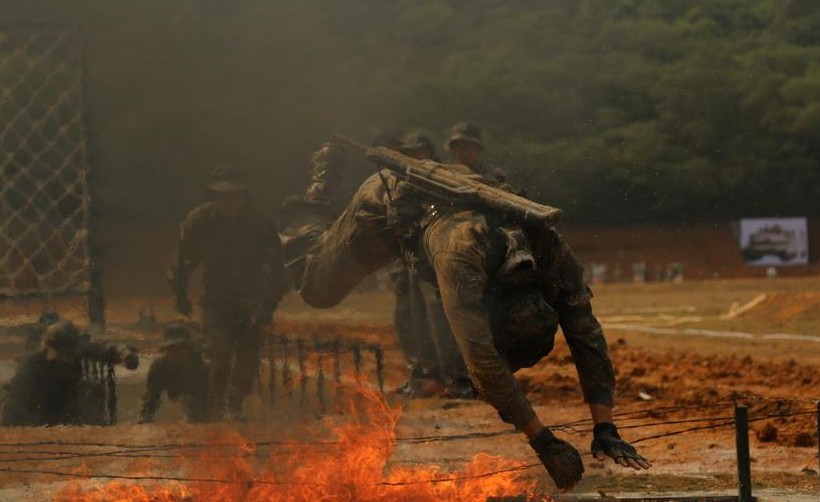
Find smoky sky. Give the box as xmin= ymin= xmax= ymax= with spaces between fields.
xmin=0 ymin=1 xmax=459 ymax=223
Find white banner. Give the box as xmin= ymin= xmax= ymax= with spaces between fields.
xmin=739 ymin=218 xmax=809 ymax=266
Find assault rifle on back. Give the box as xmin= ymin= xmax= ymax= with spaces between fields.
xmin=329 ymin=133 xmax=562 ymax=227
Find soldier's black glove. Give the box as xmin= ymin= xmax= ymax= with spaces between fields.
xmin=175 ymin=295 xmax=193 ymax=318
xmin=591 ymin=423 xmax=651 ymax=470
xmin=528 ymin=428 xmax=584 ymax=490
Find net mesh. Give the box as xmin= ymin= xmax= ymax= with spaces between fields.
xmin=0 ymin=25 xmax=93 ymax=297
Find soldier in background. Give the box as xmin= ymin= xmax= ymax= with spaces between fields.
xmin=169 ymin=165 xmax=286 ymax=421
xmin=392 ymin=132 xmax=475 ymax=398
xmin=446 ymin=122 xmax=512 ymax=187
xmin=2 ymin=321 xmax=138 ymax=426
xmin=139 ymin=323 xmax=208 ymax=423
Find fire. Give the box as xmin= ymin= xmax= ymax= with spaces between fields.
xmin=56 ymin=388 xmax=549 ymax=501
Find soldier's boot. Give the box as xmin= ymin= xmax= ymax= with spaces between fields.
xmin=278 ymin=143 xmax=347 ymax=284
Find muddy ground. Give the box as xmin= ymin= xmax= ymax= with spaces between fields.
xmin=0 ymin=277 xmax=818 ymax=501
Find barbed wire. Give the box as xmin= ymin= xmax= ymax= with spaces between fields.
xmin=0 ymin=395 xmax=814 ymax=454
xmin=0 ymin=404 xmax=814 ymax=489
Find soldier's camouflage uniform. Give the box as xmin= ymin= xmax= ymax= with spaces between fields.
xmin=298 ymin=167 xmax=614 ymax=428
xmin=170 ymin=202 xmax=285 ymax=418
xmin=1 ymin=351 xmax=82 ymax=426
xmin=139 ymin=342 xmax=209 ymax=423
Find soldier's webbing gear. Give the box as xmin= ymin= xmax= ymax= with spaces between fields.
xmin=329 ymin=134 xmax=562 ymax=228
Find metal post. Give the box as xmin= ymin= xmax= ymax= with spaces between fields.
xmin=316 ymin=340 xmax=325 ymax=414
xmin=816 ymin=402 xmax=819 ymax=492
xmin=332 ymin=338 xmax=342 ymax=400
xmin=373 ymin=346 xmax=384 ymax=393
xmin=268 ymin=335 xmax=277 ymax=406
xmin=280 ymin=336 xmax=292 ymax=397
xmin=79 ymin=28 xmax=105 ymax=326
xmin=352 ymin=343 xmax=362 ymax=384
xmin=734 ymin=405 xmax=753 ymax=502
xmin=297 ymin=338 xmax=307 ymax=407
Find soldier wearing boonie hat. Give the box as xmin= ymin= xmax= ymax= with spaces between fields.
xmin=169 ymin=164 xmax=286 ymax=421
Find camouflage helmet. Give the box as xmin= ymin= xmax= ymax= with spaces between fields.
xmin=371 ymin=128 xmax=405 ymax=151
xmin=43 ymin=320 xmax=82 ymax=353
xmin=399 ymin=132 xmax=436 ymax=154
xmin=446 ymin=122 xmax=482 ymax=150
xmin=162 ymin=322 xmax=193 ymax=349
xmin=207 ymin=164 xmax=247 ymax=194
xmin=490 ymin=290 xmax=558 ymax=371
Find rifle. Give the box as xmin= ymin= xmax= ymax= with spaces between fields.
xmin=329 ymin=134 xmax=562 ymax=227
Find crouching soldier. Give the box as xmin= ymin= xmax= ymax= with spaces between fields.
xmin=139 ymin=323 xmax=209 ymax=423
xmin=2 ymin=321 xmax=138 ymax=427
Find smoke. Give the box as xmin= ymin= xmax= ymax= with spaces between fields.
xmin=3 ymin=1 xmax=416 ymax=223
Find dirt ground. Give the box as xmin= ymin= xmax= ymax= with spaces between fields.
xmin=0 ymin=276 xmax=819 ymax=501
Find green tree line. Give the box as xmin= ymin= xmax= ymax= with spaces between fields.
xmin=3 ymin=0 xmax=820 ymax=224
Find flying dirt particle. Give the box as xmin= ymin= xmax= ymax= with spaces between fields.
xmin=755 ymin=423 xmax=778 ymax=443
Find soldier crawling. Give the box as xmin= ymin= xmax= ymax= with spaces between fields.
xmin=169 ymin=165 xmax=286 ymax=421
xmin=2 ymin=321 xmax=138 ymax=427
xmin=280 ymin=139 xmax=650 ymax=489
xmin=139 ymin=323 xmax=209 ymax=423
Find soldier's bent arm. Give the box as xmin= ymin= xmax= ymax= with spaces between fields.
xmin=554 ymin=247 xmax=615 ymax=409
xmin=261 ymin=221 xmax=287 ymax=311
xmin=169 ymin=208 xmax=207 ymax=297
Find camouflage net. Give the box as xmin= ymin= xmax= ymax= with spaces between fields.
xmin=0 ymin=25 xmax=93 ymax=297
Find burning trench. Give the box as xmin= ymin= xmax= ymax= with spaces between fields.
xmin=53 ymin=387 xmax=547 ymax=502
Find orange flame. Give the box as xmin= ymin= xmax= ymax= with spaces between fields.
xmin=56 ymin=388 xmax=549 ymax=501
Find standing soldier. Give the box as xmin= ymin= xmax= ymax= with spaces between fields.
xmin=169 ymin=165 xmax=285 ymax=421
xmin=139 ymin=323 xmax=209 ymax=423
xmin=393 ymin=132 xmax=475 ymax=398
xmin=446 ymin=121 xmax=511 ymax=187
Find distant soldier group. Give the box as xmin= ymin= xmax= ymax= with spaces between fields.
xmin=0 ymin=120 xmax=649 ymax=490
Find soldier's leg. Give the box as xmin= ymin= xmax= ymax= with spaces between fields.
xmin=202 ymin=307 xmax=234 ymax=421
xmin=419 ymin=280 xmax=474 ymax=398
xmin=407 ymin=269 xmax=439 ymax=377
xmin=227 ymin=317 xmax=261 ymax=418
xmin=299 ymin=175 xmax=398 ymax=308
xmin=393 ymin=265 xmax=419 ymax=370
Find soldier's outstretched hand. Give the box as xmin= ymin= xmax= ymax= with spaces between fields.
xmin=591 ymin=423 xmax=651 ymax=470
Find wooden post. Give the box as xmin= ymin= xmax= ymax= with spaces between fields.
xmin=734 ymin=405 xmax=753 ymax=502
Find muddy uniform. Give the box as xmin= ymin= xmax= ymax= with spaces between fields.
xmin=170 ymin=202 xmax=285 ymax=417
xmin=1 ymin=351 xmax=82 ymax=426
xmin=139 ymin=344 xmax=209 ymax=423
xmin=298 ymin=168 xmax=615 ymax=428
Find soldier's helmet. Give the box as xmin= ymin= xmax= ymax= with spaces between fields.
xmin=399 ymin=132 xmax=436 ymax=154
xmin=207 ymin=164 xmax=247 ymax=194
xmin=162 ymin=322 xmax=193 ymax=349
xmin=491 ymin=290 xmax=559 ymax=371
xmin=446 ymin=122 xmax=482 ymax=151
xmin=43 ymin=321 xmax=82 ymax=354
xmin=371 ymin=128 xmax=405 ymax=151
